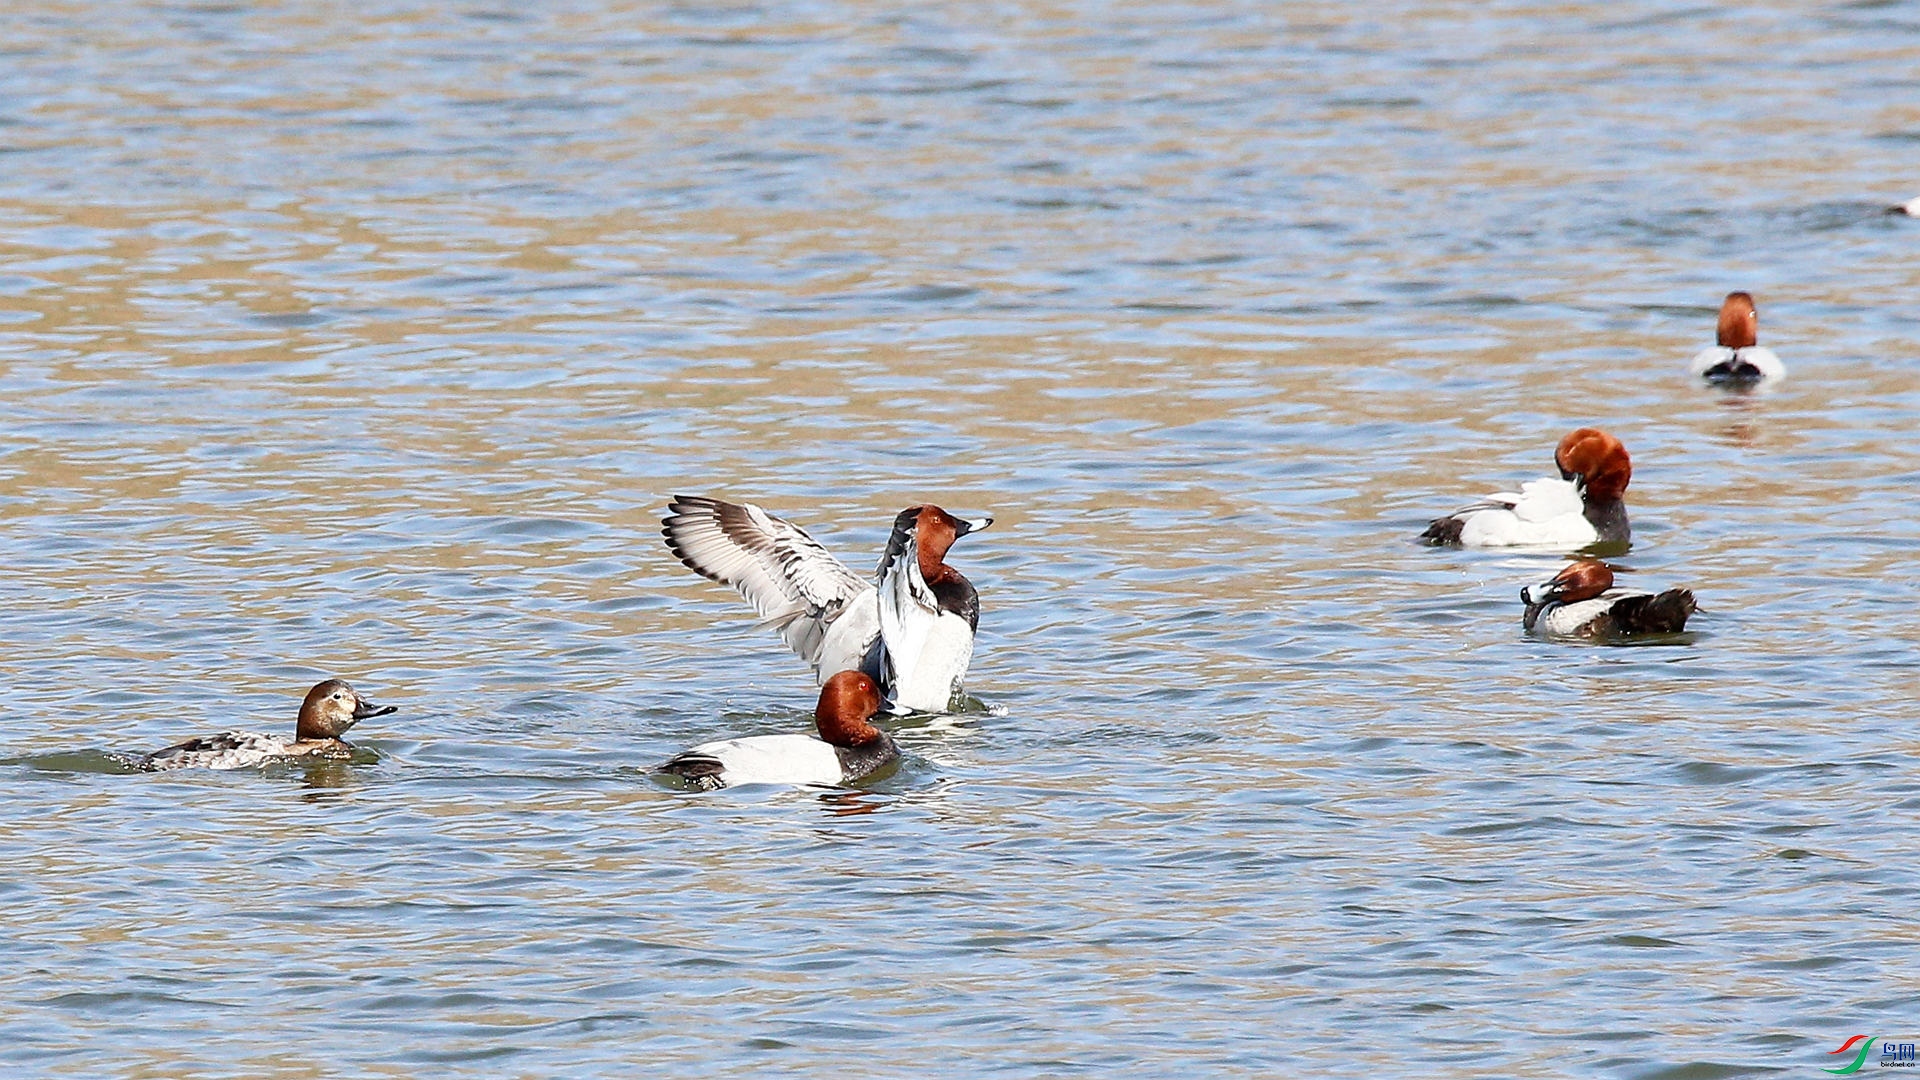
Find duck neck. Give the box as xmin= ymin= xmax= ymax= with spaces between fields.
xmin=917 ymin=543 xmax=951 ymax=586
xmin=830 ymin=728 xmax=898 ymax=780
xmin=1581 ymin=496 xmax=1630 ymax=543
xmin=1523 ymin=599 xmax=1551 ymax=632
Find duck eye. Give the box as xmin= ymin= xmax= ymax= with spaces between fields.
xmin=331 ymin=692 xmax=342 ymax=700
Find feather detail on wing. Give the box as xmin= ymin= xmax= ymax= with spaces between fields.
xmin=1607 ymin=588 xmax=1697 ymax=634
xmin=127 ymin=732 xmax=289 ymax=771
xmin=663 ymin=496 xmax=882 ymax=680
xmin=663 ymin=496 xmax=868 ymax=616
xmin=1422 ymin=491 xmax=1518 ymax=545
xmin=655 ymin=751 xmax=728 ymax=791
xmin=1451 ymin=491 xmax=1523 ymax=516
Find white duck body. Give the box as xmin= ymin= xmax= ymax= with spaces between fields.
xmin=1530 ymin=594 xmax=1630 ymax=636
xmin=875 ymin=509 xmax=980 ymax=713
xmin=660 ymin=732 xmax=881 ymax=788
xmin=1450 ymin=477 xmax=1600 ymax=548
xmin=1422 ymin=428 xmax=1632 ymax=550
xmin=657 ymin=671 xmax=897 ymax=790
xmin=1690 ymin=344 xmax=1785 ymax=385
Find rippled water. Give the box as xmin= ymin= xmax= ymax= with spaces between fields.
xmin=3 ymin=2 xmax=1919 ymax=1075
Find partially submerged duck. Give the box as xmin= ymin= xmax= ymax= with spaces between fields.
xmin=1521 ymin=560 xmax=1696 ymax=638
xmin=656 ymin=670 xmax=896 ymax=790
xmin=663 ymin=496 xmax=992 ymax=713
xmin=116 ymin=679 xmax=396 ymax=772
xmin=1690 ymin=291 xmax=1785 ymax=387
xmin=1421 ymin=428 xmax=1632 ymax=549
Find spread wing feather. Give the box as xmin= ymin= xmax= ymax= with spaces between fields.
xmin=663 ymin=496 xmax=868 ymax=616
xmin=662 ymin=495 xmax=881 ymax=681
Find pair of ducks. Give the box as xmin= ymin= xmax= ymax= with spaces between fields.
xmin=1424 ymin=425 xmax=1696 ymax=637
xmin=1422 ymin=289 xmax=1784 ymax=547
xmin=123 ymin=497 xmax=997 ymax=791
xmin=654 ymin=497 xmax=993 ymax=790
xmin=116 ymin=668 xmax=897 ymax=790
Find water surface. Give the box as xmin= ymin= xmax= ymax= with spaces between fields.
xmin=3 ymin=2 xmax=1919 ymax=1076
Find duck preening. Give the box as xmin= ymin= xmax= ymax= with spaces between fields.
xmin=1521 ymin=561 xmax=1696 ymax=638
xmin=1422 ymin=428 xmax=1631 ymax=549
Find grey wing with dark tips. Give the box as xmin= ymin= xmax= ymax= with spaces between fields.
xmin=662 ymin=496 xmax=883 ymax=684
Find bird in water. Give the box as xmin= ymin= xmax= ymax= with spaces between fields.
xmin=1421 ymin=428 xmax=1632 ymax=549
xmin=114 ymin=679 xmax=396 ymax=771
xmin=1689 ymin=291 xmax=1785 ymax=387
xmin=1521 ymin=560 xmax=1696 ymax=638
xmin=662 ymin=496 xmax=992 ymax=713
xmin=655 ymin=670 xmax=897 ymax=791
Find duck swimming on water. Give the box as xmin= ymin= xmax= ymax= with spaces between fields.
xmin=655 ymin=670 xmax=897 ymax=791
xmin=1421 ymin=428 xmax=1632 ymax=550
xmin=1521 ymin=560 xmax=1696 ymax=638
xmin=115 ymin=679 xmax=396 ymax=772
xmin=1690 ymin=291 xmax=1785 ymax=387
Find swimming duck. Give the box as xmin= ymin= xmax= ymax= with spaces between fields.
xmin=662 ymin=496 xmax=992 ymax=713
xmin=656 ymin=670 xmax=896 ymax=790
xmin=1521 ymin=560 xmax=1696 ymax=637
xmin=117 ymin=679 xmax=396 ymax=772
xmin=1690 ymin=291 xmax=1785 ymax=386
xmin=1421 ymin=428 xmax=1631 ymax=548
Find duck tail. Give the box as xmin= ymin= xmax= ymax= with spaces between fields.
xmin=1613 ymin=588 xmax=1697 ymax=634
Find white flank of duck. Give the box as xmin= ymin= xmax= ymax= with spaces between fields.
xmin=1421 ymin=428 xmax=1632 ymax=549
xmin=656 ymin=670 xmax=897 ymax=790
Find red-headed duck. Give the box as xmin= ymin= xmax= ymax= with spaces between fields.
xmin=1690 ymin=291 xmax=1785 ymax=386
xmin=655 ymin=670 xmax=897 ymax=790
xmin=662 ymin=496 xmax=992 ymax=713
xmin=1421 ymin=428 xmax=1631 ymax=548
xmin=1891 ymin=197 xmax=1920 ymax=217
xmin=117 ymin=679 xmax=396 ymax=772
xmin=1521 ymin=560 xmax=1696 ymax=637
